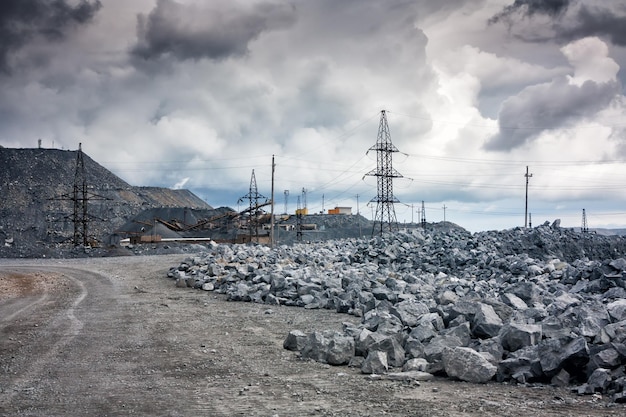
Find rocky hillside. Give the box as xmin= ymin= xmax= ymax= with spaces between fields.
xmin=0 ymin=147 xmax=211 ymax=257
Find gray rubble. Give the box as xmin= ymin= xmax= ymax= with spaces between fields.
xmin=169 ymin=222 xmax=626 ymax=401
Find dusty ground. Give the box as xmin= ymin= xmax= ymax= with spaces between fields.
xmin=0 ymin=254 xmax=624 ymax=417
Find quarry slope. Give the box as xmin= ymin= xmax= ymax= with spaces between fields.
xmin=0 ymin=147 xmax=211 ymax=257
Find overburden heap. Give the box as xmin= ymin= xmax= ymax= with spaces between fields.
xmin=169 ymin=221 xmax=626 ymax=402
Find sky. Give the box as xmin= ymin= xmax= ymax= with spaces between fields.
xmin=1 ymin=0 xmax=626 ymax=232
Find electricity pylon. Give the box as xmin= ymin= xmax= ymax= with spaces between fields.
xmin=581 ymin=209 xmax=589 ymax=233
xmin=366 ymin=110 xmax=403 ymax=235
xmin=238 ymin=169 xmax=267 ymax=243
xmin=50 ymin=143 xmax=109 ymax=246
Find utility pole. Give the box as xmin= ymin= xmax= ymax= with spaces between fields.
xmin=296 ymin=196 xmax=303 ymax=242
xmin=442 ymin=204 xmax=447 ymax=223
xmin=366 ymin=110 xmax=403 ymax=235
xmin=270 ymin=155 xmax=276 ymax=248
xmin=581 ymin=209 xmax=589 ymax=233
xmin=524 ymin=166 xmax=533 ymax=228
xmin=529 ymin=213 xmax=532 ymax=228
xmin=411 ymin=203 xmax=414 ymax=224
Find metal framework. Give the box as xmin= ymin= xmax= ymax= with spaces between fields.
xmin=366 ymin=110 xmax=403 ymax=235
xmin=73 ymin=143 xmax=89 ymax=245
xmin=581 ymin=208 xmax=589 ymax=233
xmin=50 ymin=143 xmax=108 ymax=246
xmin=420 ymin=200 xmax=426 ymax=228
xmin=238 ymin=169 xmax=267 ymax=243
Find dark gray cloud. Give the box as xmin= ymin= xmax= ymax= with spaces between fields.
xmin=557 ymin=5 xmax=626 ymax=46
xmin=490 ymin=1 xmax=626 ymax=47
xmin=489 ymin=0 xmax=571 ymax=23
xmin=485 ymin=77 xmax=619 ymax=151
xmin=0 ymin=0 xmax=102 ymax=73
xmin=131 ymin=0 xmax=296 ymax=62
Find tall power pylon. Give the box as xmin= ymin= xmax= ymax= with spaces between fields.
xmin=50 ymin=143 xmax=109 ymax=246
xmin=238 ymin=169 xmax=267 ymax=243
xmin=366 ymin=110 xmax=403 ymax=235
xmin=420 ymin=200 xmax=426 ymax=228
xmin=581 ymin=209 xmax=589 ymax=233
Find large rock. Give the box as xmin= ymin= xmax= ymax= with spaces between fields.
xmin=283 ymin=330 xmax=307 ymax=351
xmin=299 ymin=331 xmax=354 ymax=365
xmin=472 ymin=303 xmax=503 ymax=339
xmin=538 ymin=337 xmax=589 ymax=378
xmin=607 ymin=299 xmax=626 ymax=322
xmin=361 ymin=350 xmax=388 ymax=374
xmin=390 ymin=300 xmax=429 ymax=327
xmin=499 ymin=323 xmax=542 ymax=352
xmin=363 ymin=332 xmax=406 ymax=368
xmin=442 ymin=347 xmax=497 ymax=383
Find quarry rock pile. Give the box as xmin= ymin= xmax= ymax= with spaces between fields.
xmin=169 ymin=222 xmax=626 ymax=402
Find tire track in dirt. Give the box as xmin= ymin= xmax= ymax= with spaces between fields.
xmin=0 ymin=267 xmax=88 ymax=407
xmin=0 ymin=291 xmax=49 ymax=324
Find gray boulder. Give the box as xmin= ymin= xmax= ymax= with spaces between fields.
xmin=607 ymin=299 xmax=626 ymax=322
xmin=472 ymin=303 xmax=503 ymax=339
xmin=499 ymin=323 xmax=542 ymax=352
xmin=283 ymin=330 xmax=307 ymax=351
xmin=361 ymin=350 xmax=388 ymax=374
xmin=300 ymin=330 xmax=354 ymax=364
xmin=390 ymin=300 xmax=429 ymax=327
xmin=442 ymin=347 xmax=497 ymax=383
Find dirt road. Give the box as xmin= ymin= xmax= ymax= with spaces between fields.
xmin=0 ymin=255 xmax=624 ymax=416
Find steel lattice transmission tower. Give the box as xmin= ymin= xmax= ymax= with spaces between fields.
xmin=581 ymin=208 xmax=589 ymax=233
xmin=366 ymin=110 xmax=403 ymax=235
xmin=73 ymin=143 xmax=89 ymax=246
xmin=50 ymin=143 xmax=109 ymax=246
xmin=238 ymin=169 xmax=267 ymax=243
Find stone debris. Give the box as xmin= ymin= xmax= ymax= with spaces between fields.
xmin=169 ymin=223 xmax=626 ymax=402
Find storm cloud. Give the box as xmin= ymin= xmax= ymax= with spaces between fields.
xmin=489 ymin=0 xmax=571 ymax=23
xmin=558 ymin=5 xmax=626 ymax=47
xmin=485 ymin=36 xmax=621 ymax=151
xmin=1 ymin=1 xmax=626 ymax=231
xmin=131 ymin=0 xmax=297 ymax=62
xmin=484 ymin=78 xmax=619 ymax=151
xmin=490 ymin=1 xmax=626 ymax=47
xmin=0 ymin=0 xmax=102 ymax=73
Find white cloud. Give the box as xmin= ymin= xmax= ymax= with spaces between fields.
xmin=561 ymin=37 xmax=620 ymax=86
